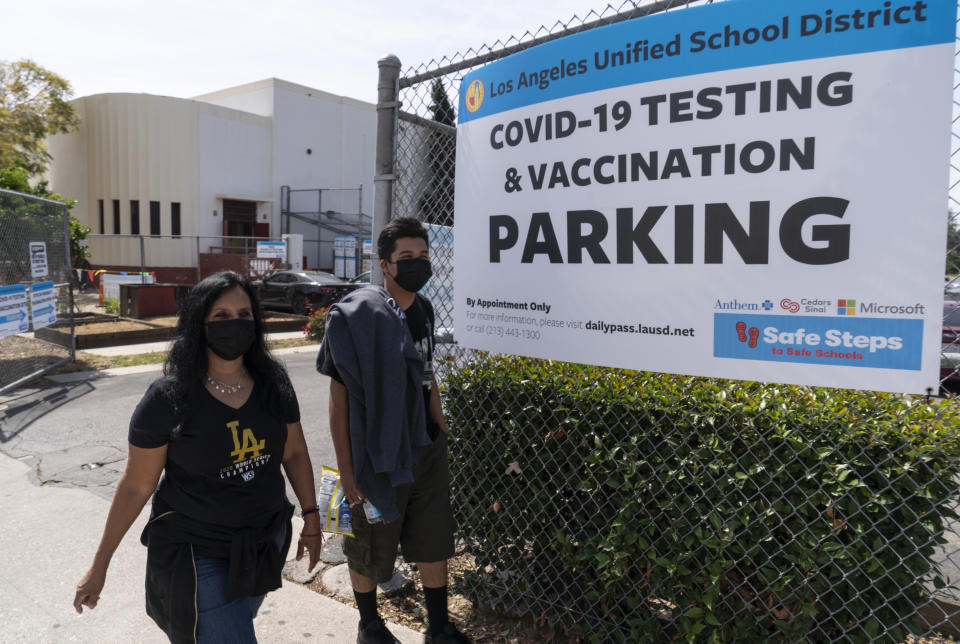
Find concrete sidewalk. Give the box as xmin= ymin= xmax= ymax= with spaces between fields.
xmin=82 ymin=331 xmax=307 ymax=357
xmin=0 ymin=453 xmax=422 ymax=644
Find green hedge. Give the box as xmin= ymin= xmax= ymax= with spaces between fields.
xmin=443 ymin=355 xmax=960 ymax=643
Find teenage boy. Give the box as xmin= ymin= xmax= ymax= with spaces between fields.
xmin=318 ymin=217 xmax=471 ymax=644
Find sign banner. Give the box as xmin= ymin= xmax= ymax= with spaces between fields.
xmin=29 ymin=242 xmax=48 ymax=278
xmin=0 ymin=284 xmax=29 ymax=338
xmin=453 ymin=0 xmax=955 ymax=394
xmin=29 ymin=281 xmax=57 ymax=330
xmin=256 ymin=241 xmax=286 ymax=259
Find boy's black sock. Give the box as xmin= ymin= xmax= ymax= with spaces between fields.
xmin=423 ymin=585 xmax=449 ymax=634
xmin=354 ymin=589 xmax=379 ymax=628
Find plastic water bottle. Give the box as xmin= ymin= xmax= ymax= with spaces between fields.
xmin=362 ymin=499 xmax=383 ymax=524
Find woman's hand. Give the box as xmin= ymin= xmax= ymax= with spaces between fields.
xmin=74 ymin=566 xmax=106 ymax=613
xmin=296 ymin=515 xmax=325 ymax=572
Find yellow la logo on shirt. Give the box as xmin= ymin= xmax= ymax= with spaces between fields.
xmin=226 ymin=420 xmax=265 ymax=463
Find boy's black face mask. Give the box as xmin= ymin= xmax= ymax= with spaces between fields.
xmin=392 ymin=258 xmax=432 ymax=293
xmin=206 ymin=318 xmax=255 ymax=360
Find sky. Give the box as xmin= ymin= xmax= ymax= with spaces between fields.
xmin=3 ymin=0 xmax=622 ymax=104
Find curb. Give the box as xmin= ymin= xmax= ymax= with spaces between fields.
xmin=45 ymin=344 xmax=321 ymax=384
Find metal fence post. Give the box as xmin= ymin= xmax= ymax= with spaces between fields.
xmin=373 ymin=54 xmax=401 ymax=287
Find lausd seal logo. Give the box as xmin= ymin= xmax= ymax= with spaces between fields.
xmin=465 ymin=79 xmax=484 ymax=113
xmin=780 ymin=298 xmax=801 ymax=313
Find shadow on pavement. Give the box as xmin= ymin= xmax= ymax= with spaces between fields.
xmin=0 ymin=380 xmax=96 ymax=443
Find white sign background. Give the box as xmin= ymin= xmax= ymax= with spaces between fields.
xmin=0 ymin=284 xmax=29 ymax=338
xmin=29 ymin=281 xmax=57 ymax=330
xmin=454 ymin=1 xmax=954 ymax=394
xmin=256 ymin=241 xmax=286 ymax=259
xmin=29 ymin=242 xmax=48 ymax=278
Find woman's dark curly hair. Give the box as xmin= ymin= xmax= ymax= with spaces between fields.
xmin=162 ymin=271 xmax=295 ymax=424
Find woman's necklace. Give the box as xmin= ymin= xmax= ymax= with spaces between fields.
xmin=206 ymin=371 xmax=245 ymax=395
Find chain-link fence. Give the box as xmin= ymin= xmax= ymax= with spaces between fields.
xmin=0 ymin=188 xmax=74 ymax=394
xmin=380 ymin=1 xmax=960 ymax=641
xmin=86 ymin=233 xmax=367 ymax=284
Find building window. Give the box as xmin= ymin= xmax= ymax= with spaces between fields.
xmin=130 ymin=200 xmax=140 ymax=235
xmin=98 ymin=200 xmax=104 ymax=233
xmin=112 ymin=200 xmax=120 ymax=234
xmin=150 ymin=201 xmax=161 ymax=236
xmin=171 ymin=202 xmax=181 ymax=237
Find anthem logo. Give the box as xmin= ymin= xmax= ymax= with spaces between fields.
xmin=465 ymin=79 xmax=484 ymax=113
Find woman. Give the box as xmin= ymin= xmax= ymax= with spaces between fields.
xmin=73 ymin=271 xmax=324 ymax=643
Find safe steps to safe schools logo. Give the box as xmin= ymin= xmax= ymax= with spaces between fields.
xmin=714 ymin=312 xmax=923 ymax=372
xmin=465 ymin=79 xmax=484 ymax=113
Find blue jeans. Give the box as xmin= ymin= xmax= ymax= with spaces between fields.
xmin=193 ymin=527 xmax=286 ymax=644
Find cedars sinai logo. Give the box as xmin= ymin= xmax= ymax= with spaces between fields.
xmin=780 ymin=298 xmax=801 ymax=313
xmin=465 ymin=79 xmax=484 ymax=113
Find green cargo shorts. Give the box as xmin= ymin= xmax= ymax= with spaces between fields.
xmin=343 ymin=432 xmax=456 ymax=583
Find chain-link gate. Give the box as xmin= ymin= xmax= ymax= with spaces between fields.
xmin=0 ymin=188 xmax=74 ymax=394
xmin=377 ymin=1 xmax=960 ymax=642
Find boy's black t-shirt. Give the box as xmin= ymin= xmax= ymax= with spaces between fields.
xmin=319 ymin=292 xmax=439 ymax=440
xmin=128 ymin=378 xmax=300 ymax=528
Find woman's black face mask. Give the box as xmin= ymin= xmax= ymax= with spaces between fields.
xmin=206 ymin=318 xmax=256 ymax=360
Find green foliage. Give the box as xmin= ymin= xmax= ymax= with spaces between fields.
xmin=418 ymin=79 xmax=455 ymax=226
xmin=947 ymin=211 xmax=960 ymax=276
xmin=0 ymin=59 xmax=79 ymax=175
xmin=1 ymin=158 xmax=87 ymax=269
xmin=104 ymin=297 xmax=120 ymax=315
xmin=301 ymin=306 xmax=327 ymax=342
xmin=443 ymin=356 xmax=960 ymax=643
xmin=68 ymin=215 xmax=91 ymax=264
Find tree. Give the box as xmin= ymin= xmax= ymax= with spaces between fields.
xmin=0 ymin=59 xmax=79 ymax=175
xmin=0 ymin=61 xmax=86 ymax=268
xmin=0 ymin=157 xmax=89 ymax=267
xmin=418 ymin=79 xmax=456 ymax=227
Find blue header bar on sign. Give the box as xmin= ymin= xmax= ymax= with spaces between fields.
xmin=458 ymin=0 xmax=955 ymax=123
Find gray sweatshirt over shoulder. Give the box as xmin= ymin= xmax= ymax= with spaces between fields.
xmin=318 ymin=286 xmax=433 ymax=522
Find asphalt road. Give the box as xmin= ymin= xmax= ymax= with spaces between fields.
xmin=0 ymin=349 xmax=335 ymax=503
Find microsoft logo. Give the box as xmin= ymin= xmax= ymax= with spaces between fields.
xmin=837 ymin=299 xmax=856 ymax=316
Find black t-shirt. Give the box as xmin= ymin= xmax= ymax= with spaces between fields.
xmin=129 ymin=378 xmax=300 ymax=528
xmin=320 ymin=293 xmax=439 ymax=440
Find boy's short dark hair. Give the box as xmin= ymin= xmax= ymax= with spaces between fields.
xmin=378 ymin=217 xmax=429 ymax=261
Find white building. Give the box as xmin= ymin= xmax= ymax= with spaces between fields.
xmin=47 ymin=78 xmax=375 ymax=283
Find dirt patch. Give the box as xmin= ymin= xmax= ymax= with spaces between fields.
xmin=74 ymin=319 xmax=171 ymax=334
xmin=0 ymin=335 xmax=70 ymax=388
xmin=299 ymin=552 xmax=580 ymax=643
xmin=292 ymin=551 xmax=960 ymax=644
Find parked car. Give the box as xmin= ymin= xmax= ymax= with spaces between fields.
xmin=942 ymin=300 xmax=960 ymax=383
xmin=351 ymin=271 xmax=371 ymax=284
xmin=257 ymin=271 xmax=360 ymax=315
xmin=947 ymin=277 xmax=960 ymax=297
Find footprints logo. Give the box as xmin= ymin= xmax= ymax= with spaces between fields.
xmin=465 ymin=79 xmax=484 ymax=113
xmin=780 ymin=298 xmax=801 ymax=313
xmin=735 ymin=321 xmax=760 ymax=348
